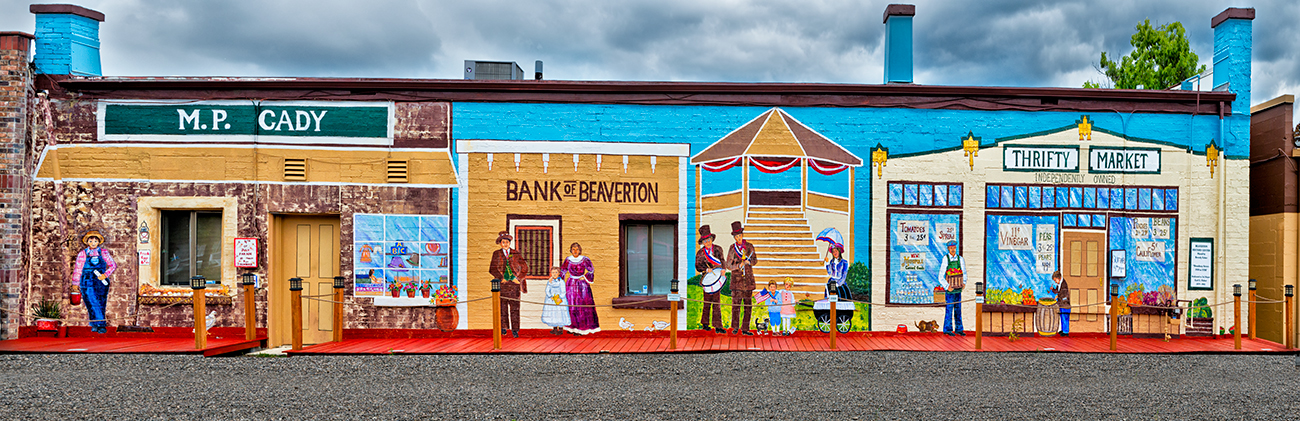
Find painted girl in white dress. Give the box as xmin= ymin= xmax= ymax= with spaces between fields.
xmin=540 ymin=266 xmax=571 ymax=334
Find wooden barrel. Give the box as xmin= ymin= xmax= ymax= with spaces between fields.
xmin=435 ymin=306 xmax=459 ymax=332
xmin=1035 ymin=303 xmax=1060 ymax=334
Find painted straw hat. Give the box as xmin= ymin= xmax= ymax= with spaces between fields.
xmin=81 ymin=230 xmax=105 ymax=245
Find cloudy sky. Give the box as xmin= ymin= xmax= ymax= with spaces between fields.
xmin=2 ymin=0 xmax=1297 ymax=113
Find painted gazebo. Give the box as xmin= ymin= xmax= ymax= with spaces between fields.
xmin=691 ymin=108 xmax=862 ymax=292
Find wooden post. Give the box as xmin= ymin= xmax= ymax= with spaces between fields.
xmin=333 ymin=285 xmax=344 ymax=343
xmin=1286 ymin=292 xmax=1293 ymax=350
xmin=1248 ymin=287 xmax=1256 ymax=341
xmin=290 ymin=280 xmax=303 ymax=351
xmin=975 ymin=299 xmax=983 ymax=350
xmin=193 ymin=288 xmax=207 ymax=350
xmin=669 ymin=299 xmax=678 ymax=350
xmin=492 ymin=288 xmax=502 ymax=350
xmin=829 ymin=300 xmax=837 ymax=350
xmin=243 ymin=281 xmax=256 ymax=341
xmin=1234 ymin=292 xmax=1242 ymax=350
xmin=1109 ymin=294 xmax=1118 ymax=351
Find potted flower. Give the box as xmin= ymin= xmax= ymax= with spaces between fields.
xmin=433 ymin=284 xmax=459 ymax=331
xmin=32 ymin=299 xmax=62 ymax=336
xmin=403 ymin=282 xmax=417 ymax=298
xmin=388 ymin=282 xmax=402 ymax=298
xmin=419 ymin=280 xmax=432 ymax=298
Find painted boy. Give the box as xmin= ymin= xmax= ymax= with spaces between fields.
xmin=726 ymin=221 xmax=757 ymax=336
xmin=936 ymin=241 xmax=965 ymax=336
xmin=488 ymin=230 xmax=529 ymax=338
xmin=72 ymin=230 xmax=116 ymax=334
xmin=754 ymin=281 xmax=783 ymax=335
xmin=694 ymin=225 xmax=725 ymax=334
xmin=1051 ymin=270 xmax=1070 ymax=337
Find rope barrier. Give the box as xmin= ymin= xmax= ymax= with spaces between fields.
xmin=500 ymin=296 xmax=664 ymax=308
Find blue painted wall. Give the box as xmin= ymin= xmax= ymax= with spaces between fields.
xmin=452 ymin=102 xmax=1238 ymax=262
xmin=33 ymin=13 xmax=101 ymax=76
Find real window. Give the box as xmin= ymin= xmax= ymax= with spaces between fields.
xmin=622 ymin=222 xmax=676 ymax=296
xmin=160 ymin=210 xmax=222 ymax=286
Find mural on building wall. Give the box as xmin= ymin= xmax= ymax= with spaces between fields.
xmin=72 ymin=230 xmax=116 ymax=334
xmin=353 ymin=213 xmax=451 ymax=301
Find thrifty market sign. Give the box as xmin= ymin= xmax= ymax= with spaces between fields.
xmin=97 ymin=101 xmax=394 ymax=145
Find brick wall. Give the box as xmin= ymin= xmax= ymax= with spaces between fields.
xmin=0 ymin=32 xmax=34 ymax=339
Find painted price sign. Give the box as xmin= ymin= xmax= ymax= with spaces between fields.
xmin=896 ymin=220 xmax=929 ymax=246
xmin=234 ymin=238 xmax=259 ymax=268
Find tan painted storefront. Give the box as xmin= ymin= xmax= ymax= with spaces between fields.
xmin=456 ymin=140 xmax=690 ymax=331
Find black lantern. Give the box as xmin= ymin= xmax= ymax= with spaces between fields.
xmin=190 ymin=275 xmax=206 ymax=290
xmin=491 ymin=278 xmax=501 ymax=293
xmin=289 ymin=277 xmax=303 ymax=292
xmin=670 ymin=279 xmax=679 ymax=294
xmin=333 ymin=276 xmax=346 ymax=289
xmin=1233 ymin=284 xmax=1242 ymax=297
xmin=826 ymin=279 xmax=837 ymax=299
xmin=1249 ymin=279 xmax=1257 ymax=291
xmin=1109 ymin=282 xmax=1119 ymax=297
xmin=975 ymin=281 xmax=985 ymax=296
xmin=1287 ymin=284 xmax=1295 ymax=298
xmin=240 ymin=272 xmax=256 ymax=286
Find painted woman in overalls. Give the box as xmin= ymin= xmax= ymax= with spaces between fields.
xmin=938 ymin=241 xmax=965 ymax=336
xmin=72 ymin=230 xmax=117 ymax=334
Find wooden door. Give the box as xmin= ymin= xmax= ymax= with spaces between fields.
xmin=273 ymin=215 xmax=340 ymax=346
xmin=1061 ymin=231 xmax=1105 ymax=332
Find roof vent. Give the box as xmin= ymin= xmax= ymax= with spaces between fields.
xmin=387 ymin=160 xmax=408 ymax=183
xmin=284 ymin=158 xmax=307 ymax=181
xmin=464 ymin=60 xmax=525 ymax=80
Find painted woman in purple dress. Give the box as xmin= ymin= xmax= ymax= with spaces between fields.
xmin=562 ymin=242 xmax=600 ymax=335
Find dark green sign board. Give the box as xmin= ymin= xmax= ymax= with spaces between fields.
xmin=100 ymin=101 xmax=392 ymax=141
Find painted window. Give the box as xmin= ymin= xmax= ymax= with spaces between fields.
xmin=887 ymin=212 xmax=962 ymax=305
xmin=515 ymin=227 xmax=553 ymax=280
xmin=888 ymin=182 xmax=962 ymax=209
xmin=1108 ymin=216 xmax=1177 ymax=299
xmin=623 ymin=222 xmax=676 ymax=295
xmin=984 ymin=214 xmax=1060 ymax=302
xmin=160 ymin=210 xmax=222 ymax=286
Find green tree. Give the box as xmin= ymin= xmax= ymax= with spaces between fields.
xmin=1083 ymin=20 xmax=1205 ymax=89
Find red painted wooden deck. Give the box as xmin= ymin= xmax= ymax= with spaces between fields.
xmin=0 ymin=327 xmax=267 ymax=357
xmin=288 ymin=330 xmax=1293 ymax=355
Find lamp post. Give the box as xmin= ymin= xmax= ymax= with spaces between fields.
xmin=827 ymin=279 xmax=837 ymax=350
xmin=191 ymin=275 xmax=207 ymax=350
xmin=332 ymin=276 xmax=345 ymax=343
xmin=240 ymin=271 xmax=257 ymax=341
xmin=1233 ymin=284 xmax=1242 ymax=350
xmin=289 ymin=277 xmax=303 ymax=351
xmin=669 ymin=279 xmax=680 ymax=350
xmin=491 ymin=278 xmax=502 ymax=350
xmin=1109 ymin=282 xmax=1119 ymax=351
xmin=975 ymin=281 xmax=985 ymax=351
xmin=1248 ymin=279 xmax=1257 ymax=341
xmin=1286 ymin=285 xmax=1294 ymax=350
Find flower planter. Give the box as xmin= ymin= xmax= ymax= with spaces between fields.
xmin=390 ymin=289 xmax=400 ymax=298
xmin=1185 ymin=317 xmax=1214 ymax=336
xmin=35 ymin=318 xmax=61 ymax=332
xmin=421 ymin=290 xmax=431 ymax=299
xmin=435 ymin=305 xmax=459 ymax=332
xmin=405 ymin=290 xmax=416 ymax=298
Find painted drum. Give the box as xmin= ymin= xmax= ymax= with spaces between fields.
xmin=1035 ymin=302 xmax=1060 ymax=335
xmin=435 ymin=306 xmax=459 ymax=332
xmin=701 ymin=268 xmax=726 ymax=294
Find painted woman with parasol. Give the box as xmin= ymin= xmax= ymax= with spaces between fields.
xmin=817 ymin=227 xmax=852 ymax=301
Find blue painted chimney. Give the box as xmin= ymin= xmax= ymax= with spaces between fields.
xmin=30 ymin=4 xmax=105 ymax=76
xmin=1211 ymin=8 xmax=1253 ymax=117
xmin=883 ymin=4 xmax=914 ymax=84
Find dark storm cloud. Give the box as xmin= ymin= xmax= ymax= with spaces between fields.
xmin=0 ymin=0 xmax=1296 ymax=108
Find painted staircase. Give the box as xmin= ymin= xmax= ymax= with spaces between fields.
xmin=743 ymin=205 xmax=829 ymax=295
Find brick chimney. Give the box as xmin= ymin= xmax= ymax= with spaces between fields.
xmin=883 ymin=4 xmax=914 ymax=84
xmin=0 ymin=30 xmax=35 ymax=339
xmin=30 ymin=4 xmax=105 ymax=76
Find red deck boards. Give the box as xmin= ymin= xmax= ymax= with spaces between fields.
xmin=0 ymin=336 xmax=265 ymax=356
xmin=286 ymin=330 xmax=1291 ymax=355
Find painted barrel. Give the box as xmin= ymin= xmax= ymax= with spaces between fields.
xmin=435 ymin=305 xmax=459 ymax=332
xmin=1035 ymin=303 xmax=1060 ymax=335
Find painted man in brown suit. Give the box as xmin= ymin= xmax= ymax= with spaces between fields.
xmin=489 ymin=231 xmax=529 ymax=338
xmin=726 ymin=221 xmax=758 ymax=335
xmin=694 ymin=225 xmax=726 ymax=334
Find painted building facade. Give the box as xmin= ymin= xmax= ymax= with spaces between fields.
xmin=0 ymin=5 xmax=1264 ymax=345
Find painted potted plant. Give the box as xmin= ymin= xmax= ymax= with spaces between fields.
xmin=433 ymin=284 xmax=459 ymax=331
xmin=32 ymin=298 xmax=62 ymax=337
xmin=419 ymin=280 xmax=432 ymax=298
xmin=388 ymin=282 xmax=402 ymax=298
xmin=403 ymin=282 xmax=417 ymax=298
xmin=1186 ymin=297 xmax=1213 ymax=336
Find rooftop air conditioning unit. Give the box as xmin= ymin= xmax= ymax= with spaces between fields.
xmin=464 ymin=60 xmax=524 ymax=80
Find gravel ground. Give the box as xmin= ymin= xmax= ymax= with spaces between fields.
xmin=1 ymin=351 xmax=1298 ymax=420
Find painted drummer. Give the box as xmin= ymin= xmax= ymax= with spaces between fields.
xmin=694 ymin=225 xmax=726 ymax=334
xmin=937 ymin=240 xmax=966 ymax=336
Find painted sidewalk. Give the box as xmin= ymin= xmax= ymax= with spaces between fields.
xmin=0 ymin=327 xmax=266 ymax=357
xmin=288 ymin=331 xmax=1292 ymax=355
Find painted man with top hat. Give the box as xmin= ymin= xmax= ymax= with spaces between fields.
xmin=488 ymin=230 xmax=529 ymax=338
xmin=937 ymin=240 xmax=966 ymax=336
xmin=726 ymin=221 xmax=758 ymax=335
xmin=72 ymin=230 xmax=117 ymax=334
xmin=694 ymin=225 xmax=726 ymax=333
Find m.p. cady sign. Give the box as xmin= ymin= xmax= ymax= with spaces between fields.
xmin=98 ymin=100 xmax=394 ymax=145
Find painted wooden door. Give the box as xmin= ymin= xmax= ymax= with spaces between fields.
xmin=276 ymin=215 xmax=340 ymax=345
xmin=1061 ymin=230 xmax=1105 ymax=332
